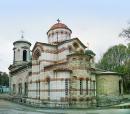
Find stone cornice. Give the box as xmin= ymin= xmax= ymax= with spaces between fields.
xmin=9 ymin=62 xmax=32 ymax=75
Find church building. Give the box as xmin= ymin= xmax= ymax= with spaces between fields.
xmin=9 ymin=21 xmax=123 ymax=108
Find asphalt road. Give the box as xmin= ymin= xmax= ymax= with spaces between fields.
xmin=0 ymin=100 xmax=130 ymax=114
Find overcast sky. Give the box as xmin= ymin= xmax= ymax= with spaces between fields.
xmin=0 ymin=0 xmax=129 ymax=73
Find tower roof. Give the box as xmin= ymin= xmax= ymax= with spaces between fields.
xmin=13 ymin=31 xmax=31 ymax=46
xmin=85 ymin=49 xmax=96 ymax=56
xmin=47 ymin=22 xmax=72 ymax=34
xmin=50 ymin=23 xmax=69 ymax=30
xmin=13 ymin=38 xmax=31 ymax=46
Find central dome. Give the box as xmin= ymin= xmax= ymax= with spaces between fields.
xmin=47 ymin=21 xmax=72 ymax=44
xmin=47 ymin=22 xmax=72 ymax=34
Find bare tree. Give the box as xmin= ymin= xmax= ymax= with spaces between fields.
xmin=119 ymin=25 xmax=130 ymax=39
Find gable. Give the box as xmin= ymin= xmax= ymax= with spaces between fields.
xmin=58 ymin=38 xmax=87 ymax=49
xmin=32 ymin=42 xmax=44 ymax=60
xmin=72 ymin=38 xmax=87 ymax=49
xmin=57 ymin=38 xmax=87 ymax=54
xmin=32 ymin=42 xmax=44 ymax=52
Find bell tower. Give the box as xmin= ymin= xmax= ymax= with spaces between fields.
xmin=13 ymin=34 xmax=31 ymax=65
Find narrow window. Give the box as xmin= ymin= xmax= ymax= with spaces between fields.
xmin=18 ymin=83 xmax=22 ymax=95
xmin=90 ymin=80 xmax=92 ymax=95
xmin=52 ymin=33 xmax=54 ymax=37
xmin=47 ymin=78 xmax=50 ymax=97
xmin=36 ymin=80 xmax=40 ymax=99
xmin=68 ymin=46 xmax=72 ymax=53
xmin=93 ymin=81 xmax=96 ymax=96
xmin=38 ymin=80 xmax=40 ymax=99
xmin=86 ymin=79 xmax=88 ymax=95
xmin=13 ymin=84 xmax=16 ymax=94
xmin=119 ymin=80 xmax=122 ymax=95
xmin=65 ymin=79 xmax=68 ymax=95
xmin=36 ymin=81 xmax=38 ymax=98
xmin=23 ymin=50 xmax=27 ymax=61
xmin=80 ymin=79 xmax=83 ymax=95
xmin=24 ymin=82 xmax=28 ymax=96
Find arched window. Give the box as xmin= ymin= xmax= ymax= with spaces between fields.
xmin=33 ymin=49 xmax=41 ymax=60
xmin=73 ymin=42 xmax=79 ymax=49
xmin=52 ymin=32 xmax=54 ymax=37
xmin=23 ymin=50 xmax=27 ymax=61
xmin=18 ymin=83 xmax=22 ymax=95
xmin=68 ymin=45 xmax=73 ymax=53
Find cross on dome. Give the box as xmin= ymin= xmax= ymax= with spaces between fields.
xmin=57 ymin=18 xmax=60 ymax=23
xmin=21 ymin=30 xmax=24 ymax=39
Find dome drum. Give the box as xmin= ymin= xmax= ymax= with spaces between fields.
xmin=47 ymin=22 xmax=72 ymax=44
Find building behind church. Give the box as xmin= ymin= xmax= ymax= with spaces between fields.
xmin=8 ymin=21 xmax=123 ymax=108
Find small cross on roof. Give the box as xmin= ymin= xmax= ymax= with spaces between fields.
xmin=57 ymin=18 xmax=60 ymax=23
xmin=21 ymin=30 xmax=24 ymax=39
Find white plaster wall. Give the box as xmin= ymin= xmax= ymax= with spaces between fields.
xmin=57 ymin=43 xmax=70 ymax=61
xmin=40 ymin=46 xmax=57 ymax=67
xmin=50 ymin=71 xmax=70 ymax=100
xmin=48 ymin=28 xmax=71 ymax=44
xmin=42 ymin=53 xmax=56 ymax=61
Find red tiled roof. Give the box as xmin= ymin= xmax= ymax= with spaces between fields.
xmin=47 ymin=23 xmax=72 ymax=34
xmin=51 ymin=23 xmax=69 ymax=30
